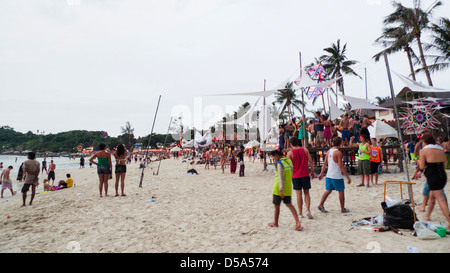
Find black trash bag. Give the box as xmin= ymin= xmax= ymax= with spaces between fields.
xmin=381 ymin=202 xmax=417 ymax=230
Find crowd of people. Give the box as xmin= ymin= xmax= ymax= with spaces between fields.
xmin=269 ymin=131 xmax=450 ymax=231
xmin=3 ymin=152 xmax=77 ymax=206
xmin=6 ymin=123 xmax=448 ymax=231
xmin=278 ymin=112 xmax=374 ymax=149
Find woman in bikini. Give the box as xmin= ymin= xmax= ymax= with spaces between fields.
xmin=113 ymin=144 xmax=128 ymax=196
xmin=90 ymin=143 xmax=112 ymax=197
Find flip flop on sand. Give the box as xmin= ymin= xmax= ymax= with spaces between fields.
xmin=295 ymin=226 xmax=304 ymax=231
xmin=318 ymin=206 xmax=328 ymax=213
xmin=341 ymin=208 xmax=350 ymax=213
xmin=268 ymin=222 xmax=278 ymax=228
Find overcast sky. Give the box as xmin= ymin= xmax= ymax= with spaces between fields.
xmin=1 ymin=0 xmax=449 ymax=138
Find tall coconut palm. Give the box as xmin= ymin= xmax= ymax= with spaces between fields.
xmin=373 ymin=26 xmax=418 ymax=80
xmin=274 ymin=82 xmax=305 ymax=120
xmin=418 ymin=17 xmax=450 ymax=74
xmin=319 ymin=39 xmax=361 ymax=95
xmin=382 ymin=0 xmax=442 ymax=86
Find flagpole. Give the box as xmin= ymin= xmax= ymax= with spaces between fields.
xmin=263 ymin=79 xmax=268 ymax=171
xmin=139 ymin=95 xmax=161 ymax=187
xmin=155 ymin=116 xmax=173 ymax=176
xmin=299 ymin=52 xmax=307 ymax=148
xmin=384 ymin=54 xmax=412 ymax=201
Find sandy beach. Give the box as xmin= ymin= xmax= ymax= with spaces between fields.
xmin=0 ymin=156 xmax=448 ymax=253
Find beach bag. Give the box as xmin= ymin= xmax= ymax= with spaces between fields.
xmin=381 ymin=202 xmax=417 ymax=230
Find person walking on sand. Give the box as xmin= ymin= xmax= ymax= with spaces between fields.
xmin=417 ymin=133 xmax=450 ymax=229
xmin=21 ymin=152 xmax=40 ymax=206
xmin=48 ymin=160 xmax=56 ymax=186
xmin=220 ymin=147 xmax=228 ymax=174
xmin=1 ymin=166 xmax=15 ymax=198
xmin=268 ymin=149 xmax=303 ymax=231
xmin=237 ymin=146 xmax=245 ymax=177
xmin=318 ymin=137 xmax=351 ymax=213
xmin=287 ymin=137 xmax=315 ymax=219
xmin=230 ymin=146 xmax=237 ymax=174
xmin=90 ymin=143 xmax=112 ymax=197
xmin=113 ymin=144 xmax=128 ymax=197
xmin=41 ymin=157 xmax=48 ymax=175
xmin=204 ymin=149 xmax=210 ymax=170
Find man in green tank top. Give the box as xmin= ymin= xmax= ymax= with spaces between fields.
xmin=350 ymin=134 xmax=372 ymax=188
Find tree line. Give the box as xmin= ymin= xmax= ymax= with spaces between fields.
xmin=0 ymin=125 xmax=174 ymax=154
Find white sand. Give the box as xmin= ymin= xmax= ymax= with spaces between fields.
xmin=0 ymin=157 xmax=448 ymax=253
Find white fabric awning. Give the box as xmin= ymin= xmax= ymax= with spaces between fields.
xmin=329 ymin=97 xmax=345 ymax=120
xmin=339 ymin=94 xmax=388 ymax=110
xmin=393 ymin=71 xmax=450 ymax=93
xmin=218 ymin=97 xmax=261 ymax=125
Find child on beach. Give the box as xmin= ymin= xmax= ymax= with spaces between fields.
xmin=268 ymin=149 xmax=303 ymax=231
xmin=318 ymin=137 xmax=351 ymax=213
xmin=1 ymin=166 xmax=15 ymax=198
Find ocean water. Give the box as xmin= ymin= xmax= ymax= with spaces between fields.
xmin=0 ymin=154 xmax=85 ymax=174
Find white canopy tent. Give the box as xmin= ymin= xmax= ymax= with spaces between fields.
xmin=194 ymin=131 xmax=212 ymax=148
xmin=245 ymin=140 xmax=260 ymax=148
xmin=181 ymin=139 xmax=194 ymax=148
xmin=170 ymin=146 xmax=182 ymax=152
xmin=368 ymin=120 xmax=399 ymax=140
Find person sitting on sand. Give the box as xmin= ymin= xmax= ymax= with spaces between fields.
xmin=58 ymin=173 xmax=74 ymax=189
xmin=268 ymin=149 xmax=303 ymax=231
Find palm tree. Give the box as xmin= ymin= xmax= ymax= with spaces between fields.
xmin=382 ymin=0 xmax=442 ymax=86
xmin=274 ymin=82 xmax=305 ymax=120
xmin=418 ymin=17 xmax=450 ymax=74
xmin=319 ymin=39 xmax=361 ymax=95
xmin=375 ymin=96 xmax=391 ymax=106
xmin=120 ymin=121 xmax=135 ymax=149
xmin=373 ymin=26 xmax=418 ymax=80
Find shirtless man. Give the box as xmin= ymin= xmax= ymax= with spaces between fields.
xmin=48 ymin=160 xmax=56 ymax=186
xmin=211 ymin=147 xmax=219 ymax=169
xmin=1 ymin=166 xmax=15 ymax=198
xmin=22 ymin=152 xmax=40 ymax=206
xmin=361 ymin=115 xmax=371 ymax=139
xmin=340 ymin=114 xmax=350 ymax=146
